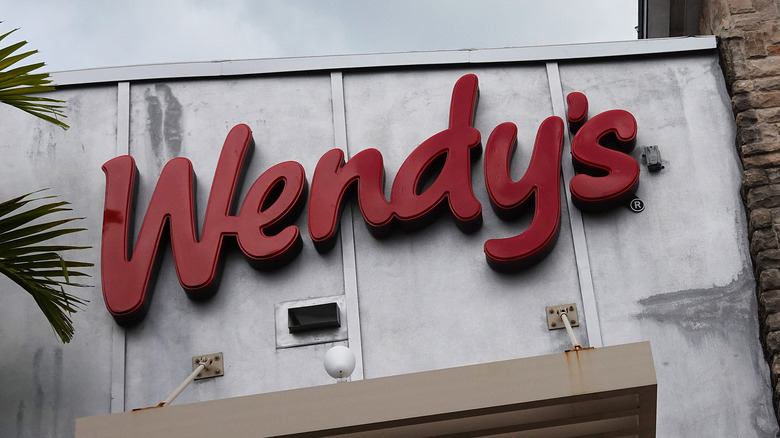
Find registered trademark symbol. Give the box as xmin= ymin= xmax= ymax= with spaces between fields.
xmin=629 ymin=197 xmax=644 ymax=213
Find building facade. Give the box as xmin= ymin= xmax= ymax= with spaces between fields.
xmin=0 ymin=35 xmax=776 ymax=436
xmin=700 ymin=0 xmax=780 ymax=426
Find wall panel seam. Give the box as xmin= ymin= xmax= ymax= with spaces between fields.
xmin=110 ymin=81 xmax=130 ymax=413
xmin=545 ymin=62 xmax=603 ymax=348
xmin=331 ymin=71 xmax=365 ymax=380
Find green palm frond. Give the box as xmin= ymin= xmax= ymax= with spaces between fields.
xmin=0 ymin=191 xmax=91 ymax=343
xmin=0 ymin=23 xmax=68 ymax=130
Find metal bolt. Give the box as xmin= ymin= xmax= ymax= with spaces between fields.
xmin=197 ymin=373 xmax=202 ymax=378
xmin=570 ymin=320 xmax=576 ymax=325
xmin=216 ymin=369 xmax=221 ymax=373
xmin=551 ymin=322 xmax=557 ymax=328
xmin=569 ymin=306 xmax=574 ymax=312
xmin=548 ymin=309 xmax=554 ymax=314
xmin=215 ymin=356 xmax=220 ymax=361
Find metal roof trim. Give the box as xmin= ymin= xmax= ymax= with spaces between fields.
xmin=51 ymin=36 xmax=716 ymax=86
xmin=77 ymin=342 xmax=657 ymax=438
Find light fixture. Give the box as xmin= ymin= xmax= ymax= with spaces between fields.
xmin=324 ymin=345 xmax=355 ymax=382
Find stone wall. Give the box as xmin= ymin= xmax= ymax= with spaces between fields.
xmin=701 ymin=0 xmax=780 ymax=422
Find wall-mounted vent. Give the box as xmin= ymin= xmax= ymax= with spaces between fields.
xmin=288 ymin=302 xmax=341 ymax=333
xmin=275 ymin=296 xmax=348 ymax=348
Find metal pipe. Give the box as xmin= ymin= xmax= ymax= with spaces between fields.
xmin=560 ymin=312 xmax=583 ymax=351
xmin=161 ymin=360 xmax=209 ymax=407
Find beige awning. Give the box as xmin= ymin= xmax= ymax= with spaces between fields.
xmin=76 ymin=341 xmax=656 ymax=437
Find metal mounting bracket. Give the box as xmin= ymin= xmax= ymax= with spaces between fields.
xmin=546 ymin=304 xmax=579 ymax=330
xmin=192 ymin=352 xmax=224 ymax=380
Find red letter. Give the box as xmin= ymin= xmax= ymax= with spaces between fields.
xmin=236 ymin=161 xmax=307 ymax=268
xmin=101 ymin=124 xmax=305 ymax=325
xmin=390 ymin=74 xmax=482 ymax=232
xmin=308 ymin=148 xmax=392 ymax=252
xmin=566 ymin=91 xmax=588 ymax=134
xmin=308 ymin=74 xmax=483 ymax=250
xmin=567 ymin=92 xmax=639 ymax=211
xmin=483 ymin=117 xmax=565 ymax=270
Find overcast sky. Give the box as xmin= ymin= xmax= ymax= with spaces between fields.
xmin=1 ymin=0 xmax=638 ymax=73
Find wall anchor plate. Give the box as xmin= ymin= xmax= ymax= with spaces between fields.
xmin=193 ymin=352 xmax=224 ymax=380
xmin=546 ymin=304 xmax=579 ymax=330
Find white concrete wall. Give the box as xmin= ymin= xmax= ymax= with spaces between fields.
xmin=0 ymin=42 xmax=775 ymax=437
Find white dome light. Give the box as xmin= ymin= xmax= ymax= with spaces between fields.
xmin=324 ymin=345 xmax=356 ymax=380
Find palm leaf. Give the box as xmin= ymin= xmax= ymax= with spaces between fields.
xmin=0 ymin=200 xmax=71 ymax=235
xmin=0 ymin=50 xmax=37 ymax=72
xmin=0 ymin=192 xmax=33 ymax=217
xmin=0 ymin=191 xmax=91 ymax=343
xmin=0 ymin=24 xmax=67 ymax=130
xmin=0 ymin=217 xmax=81 ymax=241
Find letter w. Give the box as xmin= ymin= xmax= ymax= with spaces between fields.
xmin=101 ymin=125 xmax=252 ymax=325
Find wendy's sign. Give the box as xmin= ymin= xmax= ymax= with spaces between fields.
xmin=101 ymin=74 xmax=639 ymax=325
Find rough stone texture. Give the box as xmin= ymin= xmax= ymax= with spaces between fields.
xmin=761 ymin=289 xmax=780 ymax=313
xmin=730 ymin=0 xmax=756 ymax=13
xmin=757 ymin=249 xmax=780 ymax=268
xmin=742 ymin=140 xmax=779 ymax=156
xmin=746 ymin=30 xmax=769 ymax=57
xmin=743 ymin=149 xmax=780 ymax=168
xmin=744 ymin=168 xmax=770 ymax=191
xmin=701 ymin=0 xmax=780 ymax=425
xmin=754 ymin=75 xmax=780 ymax=90
xmin=767 ymin=167 xmax=780 ymax=183
xmin=747 ymin=184 xmax=780 ymax=207
xmin=768 ymin=331 xmax=780 ymax=355
xmin=757 ymin=107 xmax=780 ymax=122
xmin=747 ymin=58 xmax=780 ymax=78
xmin=751 ymin=208 xmax=773 ymax=233
xmin=752 ymin=227 xmax=779 ymax=253
xmin=761 ymin=268 xmax=780 ymax=291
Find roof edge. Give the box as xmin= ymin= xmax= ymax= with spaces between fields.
xmin=52 ymin=36 xmax=716 ymax=87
